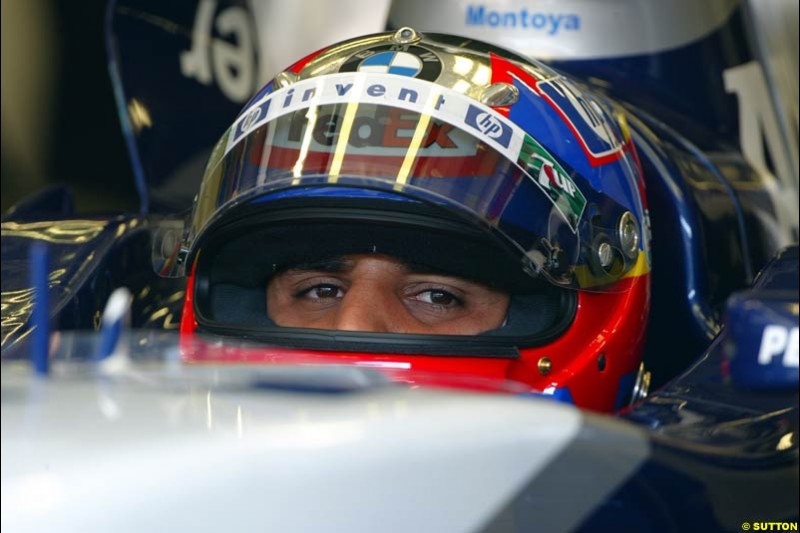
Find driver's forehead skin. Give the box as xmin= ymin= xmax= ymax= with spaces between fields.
xmin=266 ymin=254 xmax=510 ymax=335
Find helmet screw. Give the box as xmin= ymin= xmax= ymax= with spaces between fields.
xmin=597 ymin=353 xmax=607 ymax=372
xmin=618 ymin=211 xmax=640 ymax=259
xmin=160 ymin=229 xmax=178 ymax=259
xmin=274 ymin=71 xmax=298 ymax=89
xmin=630 ymin=362 xmax=651 ymax=405
xmin=480 ymin=82 xmax=519 ymax=107
xmin=394 ymin=27 xmax=421 ymax=44
xmin=537 ymin=357 xmax=552 ymax=376
xmin=597 ymin=242 xmax=614 ymax=269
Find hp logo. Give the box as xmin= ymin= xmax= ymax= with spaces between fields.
xmin=465 ymin=104 xmax=512 ymax=148
xmin=241 ymin=106 xmax=263 ymax=132
xmin=476 ymin=112 xmax=504 ymax=139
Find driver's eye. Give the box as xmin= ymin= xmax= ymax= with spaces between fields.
xmin=428 ymin=290 xmax=455 ymax=306
xmin=302 ymin=285 xmax=343 ymax=299
xmin=415 ymin=289 xmax=461 ymax=307
xmin=311 ymin=285 xmax=340 ymax=298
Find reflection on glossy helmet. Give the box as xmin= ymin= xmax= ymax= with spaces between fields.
xmin=174 ymin=28 xmax=651 ymax=412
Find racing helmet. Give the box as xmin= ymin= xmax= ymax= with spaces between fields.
xmin=169 ymin=29 xmax=651 ymax=412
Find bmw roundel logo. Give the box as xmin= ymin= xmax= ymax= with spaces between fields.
xmin=341 ymin=45 xmax=442 ymax=81
xmin=359 ymin=51 xmax=422 ymax=77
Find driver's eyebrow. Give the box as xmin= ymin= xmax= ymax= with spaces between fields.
xmin=278 ymin=255 xmax=465 ymax=280
xmin=281 ymin=256 xmax=354 ymax=274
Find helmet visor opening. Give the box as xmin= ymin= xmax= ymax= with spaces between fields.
xmin=192 ymin=212 xmax=577 ymax=352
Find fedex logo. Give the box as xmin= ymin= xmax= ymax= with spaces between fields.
xmin=283 ymin=107 xmax=462 ymax=153
xmin=758 ymin=325 xmax=799 ymax=368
